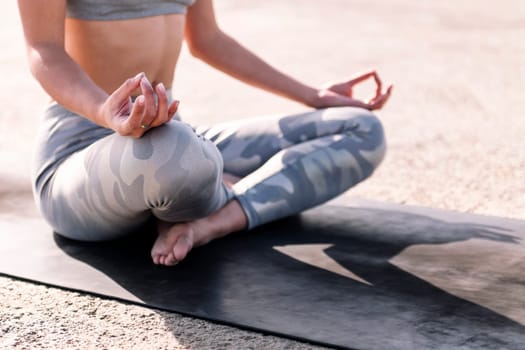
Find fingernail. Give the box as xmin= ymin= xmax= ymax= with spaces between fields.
xmin=134 ymin=72 xmax=144 ymax=81
xmin=157 ymin=83 xmax=165 ymax=93
xmin=136 ymin=95 xmax=144 ymax=105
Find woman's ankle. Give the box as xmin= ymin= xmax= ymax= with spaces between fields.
xmin=196 ymin=200 xmax=248 ymax=241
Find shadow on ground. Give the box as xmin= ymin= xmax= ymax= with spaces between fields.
xmin=53 ymin=205 xmax=525 ymax=349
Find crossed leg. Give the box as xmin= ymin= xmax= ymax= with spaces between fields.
xmin=151 ymin=107 xmax=386 ymax=265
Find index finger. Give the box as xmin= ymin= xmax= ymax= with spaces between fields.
xmin=349 ymin=70 xmax=378 ymax=85
xmin=111 ymin=72 xmax=144 ymax=104
xmin=350 ymin=70 xmax=383 ymax=97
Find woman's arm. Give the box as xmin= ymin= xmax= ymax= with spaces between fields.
xmin=18 ymin=0 xmax=108 ymax=123
xmin=17 ymin=0 xmax=176 ymax=137
xmin=185 ymin=0 xmax=320 ymax=106
xmin=185 ymin=0 xmax=392 ymax=109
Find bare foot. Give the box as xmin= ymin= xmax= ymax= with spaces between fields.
xmin=151 ymin=200 xmax=248 ymax=266
xmin=151 ymin=221 xmax=195 ymax=266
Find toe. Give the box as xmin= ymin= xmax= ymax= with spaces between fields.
xmin=165 ymin=252 xmax=178 ymax=266
xmin=164 ymin=252 xmax=173 ymax=265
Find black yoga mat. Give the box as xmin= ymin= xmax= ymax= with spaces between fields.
xmin=1 ymin=197 xmax=525 ymax=349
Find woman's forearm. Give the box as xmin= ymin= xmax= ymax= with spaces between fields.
xmin=28 ymin=43 xmax=108 ymax=125
xmin=189 ymin=31 xmax=318 ymax=107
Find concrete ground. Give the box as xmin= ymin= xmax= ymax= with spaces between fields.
xmin=1 ymin=0 xmax=524 ymax=348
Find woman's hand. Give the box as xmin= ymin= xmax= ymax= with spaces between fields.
xmin=97 ymin=73 xmax=179 ymax=138
xmin=309 ymin=71 xmax=393 ymax=110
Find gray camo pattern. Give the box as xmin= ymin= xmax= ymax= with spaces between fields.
xmin=32 ymin=105 xmax=386 ymax=240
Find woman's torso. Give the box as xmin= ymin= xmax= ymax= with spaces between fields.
xmin=65 ymin=2 xmax=189 ymax=94
xmin=33 ymin=2 xmax=192 ymax=199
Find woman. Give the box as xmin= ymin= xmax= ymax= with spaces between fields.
xmin=18 ymin=0 xmax=392 ymax=266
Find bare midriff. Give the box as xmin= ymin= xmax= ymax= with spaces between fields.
xmin=65 ymin=14 xmax=185 ymax=95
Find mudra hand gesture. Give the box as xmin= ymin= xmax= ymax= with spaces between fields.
xmin=98 ymin=72 xmax=180 ymax=138
xmin=313 ymin=70 xmax=393 ymax=110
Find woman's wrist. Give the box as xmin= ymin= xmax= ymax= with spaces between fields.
xmin=294 ymin=84 xmax=321 ymax=108
xmin=87 ymin=91 xmax=110 ymax=128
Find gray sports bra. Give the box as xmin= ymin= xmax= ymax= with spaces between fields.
xmin=67 ymin=0 xmax=196 ymax=21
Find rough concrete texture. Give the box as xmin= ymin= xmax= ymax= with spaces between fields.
xmin=1 ymin=0 xmax=524 ymax=348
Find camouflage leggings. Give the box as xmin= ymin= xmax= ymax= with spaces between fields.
xmin=32 ymin=105 xmax=386 ymax=241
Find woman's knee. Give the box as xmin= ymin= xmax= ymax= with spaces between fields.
xmin=328 ymin=107 xmax=387 ymax=168
xmin=129 ymin=122 xmax=225 ymax=216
